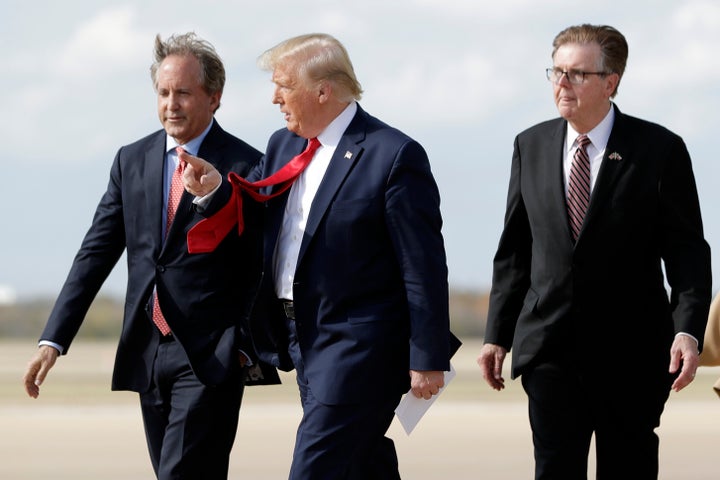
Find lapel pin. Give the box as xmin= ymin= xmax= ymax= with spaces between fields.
xmin=608 ymin=152 xmax=622 ymax=161
xmin=344 ymin=151 xmax=353 ymax=159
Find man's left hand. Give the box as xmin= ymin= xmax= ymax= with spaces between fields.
xmin=669 ymin=334 xmax=700 ymax=392
xmin=409 ymin=370 xmax=445 ymax=400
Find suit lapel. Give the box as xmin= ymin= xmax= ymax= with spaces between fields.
xmin=145 ymin=133 xmax=166 ymax=255
xmin=545 ymin=120 xmax=573 ymax=242
xmin=581 ymin=106 xmax=631 ymax=236
xmin=298 ymin=110 xmax=366 ymax=265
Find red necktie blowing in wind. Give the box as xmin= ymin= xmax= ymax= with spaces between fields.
xmin=184 ymin=137 xmax=321 ymax=253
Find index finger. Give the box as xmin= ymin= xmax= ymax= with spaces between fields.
xmin=23 ymin=363 xmax=41 ymax=397
xmin=176 ymin=147 xmax=200 ymax=166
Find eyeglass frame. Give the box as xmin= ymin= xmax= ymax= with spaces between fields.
xmin=545 ymin=67 xmax=610 ymax=85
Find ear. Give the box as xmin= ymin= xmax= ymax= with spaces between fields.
xmin=317 ymin=80 xmax=332 ymax=104
xmin=209 ymin=90 xmax=222 ymax=111
xmin=604 ymin=73 xmax=620 ymax=98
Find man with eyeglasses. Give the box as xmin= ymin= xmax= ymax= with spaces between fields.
xmin=478 ymin=24 xmax=711 ymax=479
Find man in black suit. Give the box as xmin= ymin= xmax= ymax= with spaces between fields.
xmin=477 ymin=24 xmax=712 ymax=479
xmin=23 ymin=32 xmax=267 ymax=479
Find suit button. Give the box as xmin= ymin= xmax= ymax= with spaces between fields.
xmin=157 ymin=265 xmax=166 ymax=273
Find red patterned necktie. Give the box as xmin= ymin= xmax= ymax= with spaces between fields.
xmin=187 ymin=137 xmax=321 ymax=254
xmin=152 ymin=159 xmax=186 ymax=335
xmin=567 ymin=134 xmax=591 ymax=242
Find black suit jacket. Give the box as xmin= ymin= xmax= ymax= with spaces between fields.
xmin=485 ymin=105 xmax=712 ymax=379
xmin=40 ymin=120 xmax=265 ymax=391
xmin=244 ymin=105 xmax=458 ymax=405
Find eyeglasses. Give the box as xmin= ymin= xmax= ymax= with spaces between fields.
xmin=545 ymin=67 xmax=609 ymax=85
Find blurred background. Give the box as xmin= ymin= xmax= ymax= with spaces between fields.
xmin=1 ymin=1 xmax=718 ymax=478
xmin=0 ymin=0 xmax=718 ymax=306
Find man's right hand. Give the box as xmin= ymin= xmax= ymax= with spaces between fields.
xmin=178 ymin=147 xmax=222 ymax=197
xmin=23 ymin=345 xmax=59 ymax=398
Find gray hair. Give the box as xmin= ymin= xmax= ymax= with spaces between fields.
xmin=150 ymin=32 xmax=226 ymax=110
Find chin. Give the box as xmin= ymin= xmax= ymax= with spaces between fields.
xmin=557 ymin=107 xmax=575 ymax=120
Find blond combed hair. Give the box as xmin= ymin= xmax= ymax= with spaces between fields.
xmin=258 ymin=33 xmax=363 ymax=102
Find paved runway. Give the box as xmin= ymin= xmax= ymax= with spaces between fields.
xmin=3 ymin=340 xmax=719 ymax=479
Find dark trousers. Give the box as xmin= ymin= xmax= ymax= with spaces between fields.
xmin=286 ymin=319 xmax=402 ymax=480
xmin=521 ymin=359 xmax=671 ymax=480
xmin=140 ymin=338 xmax=244 ymax=480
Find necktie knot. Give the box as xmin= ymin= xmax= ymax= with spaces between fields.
xmin=576 ymin=134 xmax=590 ymax=149
xmin=308 ymin=137 xmax=321 ymax=152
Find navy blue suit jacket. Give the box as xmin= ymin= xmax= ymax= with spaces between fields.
xmin=40 ymin=120 xmax=264 ymax=391
xmin=247 ymin=105 xmax=457 ymax=405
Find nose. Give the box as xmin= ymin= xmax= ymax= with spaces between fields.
xmin=166 ymin=92 xmax=180 ymax=109
xmin=556 ymin=71 xmax=572 ymax=87
xmin=271 ymin=86 xmax=282 ymax=105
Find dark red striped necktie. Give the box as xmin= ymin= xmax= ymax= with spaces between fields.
xmin=567 ymin=134 xmax=591 ymax=242
xmin=187 ymin=137 xmax=321 ymax=253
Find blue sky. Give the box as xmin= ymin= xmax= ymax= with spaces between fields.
xmin=1 ymin=0 xmax=718 ymax=301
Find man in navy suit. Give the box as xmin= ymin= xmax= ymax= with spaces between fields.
xmin=477 ymin=24 xmax=712 ymax=479
xmin=183 ymin=33 xmax=458 ymax=479
xmin=23 ymin=32 xmax=268 ymax=479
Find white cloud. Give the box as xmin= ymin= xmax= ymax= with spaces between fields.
xmin=367 ymin=52 xmax=502 ymax=125
xmin=673 ymin=0 xmax=720 ymax=30
xmin=55 ymin=5 xmax=149 ymax=80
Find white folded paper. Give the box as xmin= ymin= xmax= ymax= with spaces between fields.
xmin=394 ymin=363 xmax=456 ymax=435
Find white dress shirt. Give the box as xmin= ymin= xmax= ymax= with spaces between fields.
xmin=563 ymin=105 xmax=614 ymax=197
xmin=273 ymin=102 xmax=357 ymax=300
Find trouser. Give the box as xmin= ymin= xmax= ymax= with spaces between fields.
xmin=140 ymin=337 xmax=244 ymax=480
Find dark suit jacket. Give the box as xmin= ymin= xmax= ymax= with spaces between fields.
xmin=485 ymin=105 xmax=712 ymax=379
xmin=40 ymin=120 xmax=265 ymax=391
xmin=245 ymin=104 xmax=456 ymax=405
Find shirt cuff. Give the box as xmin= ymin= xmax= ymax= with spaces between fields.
xmin=38 ymin=340 xmax=64 ymax=354
xmin=675 ymin=332 xmax=699 ymax=347
xmin=192 ymin=181 xmax=222 ymax=209
xmin=238 ymin=349 xmax=253 ymax=366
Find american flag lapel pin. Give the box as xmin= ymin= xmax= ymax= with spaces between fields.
xmin=608 ymin=152 xmax=622 ymax=161
xmin=344 ymin=151 xmax=353 ymax=159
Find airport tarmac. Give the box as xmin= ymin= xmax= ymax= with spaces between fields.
xmin=2 ymin=340 xmax=718 ymax=479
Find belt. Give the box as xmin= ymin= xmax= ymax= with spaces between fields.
xmin=279 ymin=300 xmax=295 ymax=320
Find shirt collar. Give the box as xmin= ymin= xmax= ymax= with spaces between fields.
xmin=565 ymin=103 xmax=615 ymax=153
xmin=316 ymin=102 xmax=357 ymax=148
xmin=165 ymin=119 xmax=214 ymax=156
